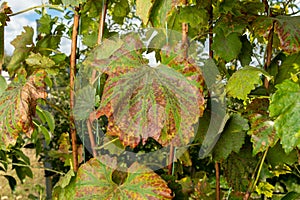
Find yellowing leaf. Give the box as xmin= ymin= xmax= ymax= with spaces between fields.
xmin=0 ymin=71 xmax=47 ymax=149
xmin=136 ymin=0 xmax=155 ymax=25
xmin=256 ymin=182 xmax=274 ymax=198
xmin=226 ymin=66 xmax=272 ymax=100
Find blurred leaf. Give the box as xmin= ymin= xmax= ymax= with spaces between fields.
xmin=7 ymin=26 xmax=34 ymax=73
xmin=281 ymin=192 xmax=300 ymax=200
xmin=0 ymin=71 xmax=47 ymax=149
xmin=25 ymin=52 xmax=56 ymax=69
xmin=179 ymin=6 xmax=208 ymax=28
xmin=226 ymin=66 xmax=272 ymax=100
xmin=75 ymin=158 xmax=173 ymax=199
xmin=0 ymin=75 xmax=7 ymax=96
xmin=212 ymin=30 xmax=242 ymax=62
xmin=266 ymin=142 xmax=298 ymax=167
xmin=136 ymin=0 xmax=155 ymax=25
xmin=4 ymin=175 xmax=17 ymax=191
xmin=73 ymin=85 xmax=95 ymax=120
xmin=39 ymin=125 xmax=52 ymax=145
xmin=255 ymin=182 xmax=274 ymax=198
xmin=275 ymin=16 xmax=300 ymax=54
xmin=223 ymin=145 xmax=257 ymax=192
xmin=62 ymin=0 xmax=86 ymax=7
xmin=52 ymin=170 xmax=76 ymax=200
xmin=269 ymin=80 xmax=300 ymax=153
xmin=238 ymin=35 xmax=252 ymax=67
xmin=212 ymin=114 xmax=248 ymax=161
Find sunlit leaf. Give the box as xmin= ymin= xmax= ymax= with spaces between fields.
xmin=269 ymin=80 xmax=300 ymax=153
xmin=61 ymin=0 xmax=86 ymax=7
xmin=136 ymin=0 xmax=155 ymax=25
xmin=25 ymin=52 xmax=56 ymax=69
xmin=226 ymin=66 xmax=272 ymax=100
xmin=84 ymin=34 xmax=204 ymax=148
xmin=75 ymin=158 xmax=173 ymax=199
xmin=255 ymin=182 xmax=274 ymax=198
xmin=52 ymin=170 xmax=76 ymax=200
xmin=7 ymin=26 xmax=34 ymax=73
xmin=0 ymin=71 xmax=47 ymax=149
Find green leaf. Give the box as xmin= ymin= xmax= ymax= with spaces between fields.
xmin=149 ymin=0 xmax=175 ymax=28
xmin=281 ymin=192 xmax=300 ymax=200
xmin=37 ymin=14 xmax=55 ymax=35
xmin=4 ymin=175 xmax=17 ymax=191
xmin=226 ymin=66 xmax=272 ymax=100
xmin=42 ymin=110 xmax=55 ymax=132
xmin=0 ymin=75 xmax=7 ymax=96
xmin=266 ymin=142 xmax=298 ymax=167
xmin=179 ymin=6 xmax=208 ymax=28
xmin=212 ymin=30 xmax=242 ymax=62
xmin=275 ymin=53 xmax=300 ymax=84
xmin=7 ymin=26 xmax=34 ymax=73
xmin=212 ymin=114 xmax=248 ymax=161
xmin=52 ymin=170 xmax=76 ymax=200
xmin=75 ymin=158 xmax=173 ymax=199
xmin=269 ymin=80 xmax=300 ymax=153
xmin=275 ymin=16 xmax=300 ymax=54
xmin=136 ymin=0 xmax=155 ymax=25
xmin=25 ymin=52 xmax=56 ymax=69
xmin=223 ymin=145 xmax=257 ymax=192
xmin=61 ymin=0 xmax=86 ymax=7
xmin=73 ymin=85 xmax=95 ymax=120
xmin=238 ymin=35 xmax=252 ymax=67
xmin=39 ymin=125 xmax=52 ymax=145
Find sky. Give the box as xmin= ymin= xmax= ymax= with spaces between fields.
xmin=2 ymin=0 xmax=70 ymax=55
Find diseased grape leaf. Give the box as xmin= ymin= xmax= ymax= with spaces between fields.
xmin=85 ymin=34 xmax=204 ymax=148
xmin=275 ymin=15 xmax=300 ymax=54
xmin=245 ymin=98 xmax=277 ymax=155
xmin=212 ymin=29 xmax=242 ymax=62
xmin=269 ymin=80 xmax=300 ymax=153
xmin=7 ymin=26 xmax=34 ymax=74
xmin=212 ymin=114 xmax=248 ymax=161
xmin=0 ymin=71 xmax=47 ymax=149
xmin=223 ymin=144 xmax=258 ymax=192
xmin=226 ymin=66 xmax=272 ymax=100
xmin=75 ymin=157 xmax=173 ymax=199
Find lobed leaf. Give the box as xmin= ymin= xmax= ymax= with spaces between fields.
xmin=269 ymin=80 xmax=300 ymax=153
xmin=0 ymin=71 xmax=47 ymax=149
xmin=226 ymin=66 xmax=272 ymax=100
xmin=75 ymin=158 xmax=173 ymax=199
xmin=212 ymin=114 xmax=248 ymax=161
xmin=275 ymin=16 xmax=300 ymax=54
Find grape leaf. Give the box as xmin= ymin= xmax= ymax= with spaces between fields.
xmin=212 ymin=114 xmax=248 ymax=161
xmin=0 ymin=71 xmax=47 ymax=149
xmin=52 ymin=170 xmax=76 ymax=200
xmin=275 ymin=15 xmax=300 ymax=54
xmin=150 ymin=0 xmax=177 ymax=28
xmin=62 ymin=0 xmax=86 ymax=7
xmin=136 ymin=0 xmax=155 ymax=25
xmin=7 ymin=26 xmax=34 ymax=73
xmin=37 ymin=14 xmax=56 ymax=35
xmin=85 ymin=34 xmax=204 ymax=148
xmin=0 ymin=75 xmax=7 ymax=96
xmin=73 ymin=85 xmax=95 ymax=120
xmin=223 ymin=145 xmax=257 ymax=192
xmin=269 ymin=80 xmax=300 ymax=153
xmin=212 ymin=30 xmax=242 ymax=62
xmin=238 ymin=35 xmax=252 ymax=67
xmin=266 ymin=142 xmax=298 ymax=167
xmin=25 ymin=52 xmax=55 ymax=69
xmin=226 ymin=66 xmax=272 ymax=100
xmin=245 ymin=98 xmax=277 ymax=155
xmin=75 ymin=158 xmax=173 ymax=199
